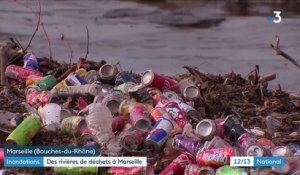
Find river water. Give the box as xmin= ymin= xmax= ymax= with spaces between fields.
xmin=0 ymin=0 xmax=299 ymax=90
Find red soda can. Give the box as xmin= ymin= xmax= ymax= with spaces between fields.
xmin=150 ymin=107 xmax=172 ymax=122
xmin=112 ymin=116 xmax=126 ymax=133
xmin=196 ymin=147 xmax=234 ymax=168
xmin=147 ymin=88 xmax=165 ymax=105
xmin=238 ymin=133 xmax=266 ymax=156
xmin=108 ymin=167 xmax=145 ymax=175
xmin=159 ymin=152 xmax=196 ymax=175
xmin=142 ymin=70 xmax=180 ymax=92
xmin=5 ymin=65 xmax=43 ymax=82
xmin=164 ymin=101 xmax=188 ymax=128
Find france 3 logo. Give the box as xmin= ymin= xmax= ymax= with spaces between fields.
xmin=267 ymin=11 xmax=282 ymax=23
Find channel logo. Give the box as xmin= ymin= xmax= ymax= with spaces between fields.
xmin=267 ymin=11 xmax=282 ymax=23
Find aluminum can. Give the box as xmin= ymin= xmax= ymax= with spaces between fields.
xmin=65 ymin=72 xmax=87 ymax=86
xmin=144 ymin=117 xmax=173 ymax=152
xmin=114 ymin=82 xmax=136 ymax=95
xmin=174 ymin=100 xmax=201 ymax=123
xmin=150 ymin=107 xmax=172 ymax=122
xmin=257 ymin=138 xmax=276 ymax=155
xmin=5 ymin=115 xmax=42 ymax=146
xmin=128 ymin=84 xmax=152 ymax=103
xmin=164 ymin=101 xmax=188 ymax=128
xmin=60 ymin=116 xmax=86 ymax=136
xmin=238 ymin=133 xmax=266 ymax=156
xmin=196 ymin=147 xmax=234 ymax=168
xmin=159 ymin=152 xmax=196 ymax=175
xmin=26 ymin=86 xmax=58 ymax=107
xmin=120 ymin=129 xmax=147 ymax=151
xmin=130 ymin=105 xmax=152 ymax=132
xmin=99 ymin=63 xmax=119 ymax=82
xmin=142 ymin=70 xmax=180 ymax=92
xmin=5 ymin=65 xmax=43 ymax=81
xmin=172 ymin=133 xmax=202 ymax=154
xmin=23 ymin=53 xmax=38 ymax=70
xmin=35 ymin=75 xmax=57 ymax=90
xmin=162 ymin=90 xmax=183 ymax=102
xmin=94 ymin=91 xmax=126 ymax=114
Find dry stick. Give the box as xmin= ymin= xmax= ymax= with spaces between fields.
xmin=15 ymin=0 xmax=53 ymax=60
xmin=41 ymin=22 xmax=53 ymax=60
xmin=23 ymin=0 xmax=42 ymax=52
xmin=58 ymin=31 xmax=73 ymax=66
xmin=270 ymin=35 xmax=300 ymax=69
xmin=85 ymin=26 xmax=90 ymax=59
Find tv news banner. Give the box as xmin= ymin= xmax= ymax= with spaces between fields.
xmin=4 ymin=146 xmax=146 ymax=167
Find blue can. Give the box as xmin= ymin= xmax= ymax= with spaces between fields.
xmin=144 ymin=117 xmax=173 ymax=152
xmin=23 ymin=53 xmax=38 ymax=70
xmin=66 ymin=72 xmax=87 ymax=86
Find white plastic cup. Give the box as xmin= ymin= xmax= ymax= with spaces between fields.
xmin=39 ymin=103 xmax=61 ymax=131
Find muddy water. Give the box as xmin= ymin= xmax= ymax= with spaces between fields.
xmin=0 ymin=0 xmax=299 ymax=90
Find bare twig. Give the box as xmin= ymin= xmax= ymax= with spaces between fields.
xmin=56 ymin=28 xmax=73 ymax=66
xmin=270 ymin=35 xmax=300 ymax=69
xmin=23 ymin=0 xmax=42 ymax=52
xmin=85 ymin=26 xmax=90 ymax=59
xmin=15 ymin=0 xmax=53 ymax=60
xmin=41 ymin=22 xmax=53 ymax=60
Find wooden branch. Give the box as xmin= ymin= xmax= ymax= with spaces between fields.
xmin=85 ymin=26 xmax=90 ymax=60
xmin=270 ymin=35 xmax=300 ymax=69
xmin=58 ymin=31 xmax=73 ymax=67
xmin=24 ymin=0 xmax=42 ymax=52
xmin=41 ymin=22 xmax=53 ymax=60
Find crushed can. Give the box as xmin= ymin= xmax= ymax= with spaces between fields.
xmin=23 ymin=53 xmax=38 ymax=70
xmin=26 ymin=86 xmax=58 ymax=107
xmin=238 ymin=133 xmax=266 ymax=156
xmin=130 ymin=105 xmax=152 ymax=132
xmin=172 ymin=133 xmax=202 ymax=154
xmin=150 ymin=107 xmax=172 ymax=122
xmin=196 ymin=147 xmax=235 ymax=168
xmin=52 ymin=69 xmax=87 ymax=90
xmin=128 ymin=84 xmax=152 ymax=103
xmin=35 ymin=75 xmax=57 ymax=90
xmin=148 ymin=88 xmax=165 ymax=105
xmin=142 ymin=70 xmax=180 ymax=92
xmin=162 ymin=90 xmax=183 ymax=102
xmin=5 ymin=65 xmax=43 ymax=82
xmin=174 ymin=100 xmax=202 ymax=123
xmin=204 ymin=136 xmax=232 ymax=151
xmin=120 ymin=129 xmax=147 ymax=151
xmin=144 ymin=117 xmax=174 ymax=152
xmin=5 ymin=115 xmax=42 ymax=146
xmin=114 ymin=82 xmax=136 ymax=95
xmin=60 ymin=116 xmax=86 ymax=136
xmin=159 ymin=152 xmax=196 ymax=175
xmin=99 ymin=63 xmax=119 ymax=82
xmin=53 ymin=167 xmax=98 ymax=175
xmin=216 ymin=165 xmax=247 ymax=175
xmin=164 ymin=101 xmax=188 ymax=129
xmin=65 ymin=72 xmax=87 ymax=86
xmin=115 ymin=71 xmax=137 ymax=85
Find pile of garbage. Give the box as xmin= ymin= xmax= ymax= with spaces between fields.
xmin=0 ymin=41 xmax=300 ymax=175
